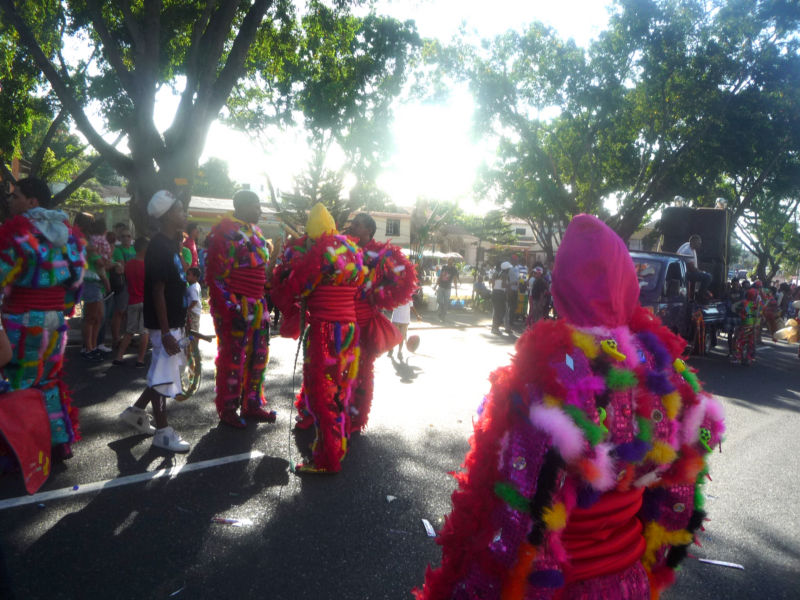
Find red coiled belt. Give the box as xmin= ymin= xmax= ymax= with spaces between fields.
xmin=228 ymin=267 xmax=267 ymax=299
xmin=4 ymin=286 xmax=66 ymax=314
xmin=306 ymin=285 xmax=357 ymax=322
xmin=561 ymin=487 xmax=646 ymax=583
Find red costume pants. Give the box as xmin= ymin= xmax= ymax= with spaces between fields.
xmin=351 ymin=348 xmax=377 ymax=433
xmin=734 ymin=324 xmax=756 ymax=364
xmin=295 ymin=317 xmax=360 ymax=472
xmin=211 ymin=295 xmax=270 ymax=417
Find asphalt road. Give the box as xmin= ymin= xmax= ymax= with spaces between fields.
xmin=0 ymin=312 xmax=798 ymax=599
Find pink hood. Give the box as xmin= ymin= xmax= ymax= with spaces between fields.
xmin=551 ymin=214 xmax=640 ymax=328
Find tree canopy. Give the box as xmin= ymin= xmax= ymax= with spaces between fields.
xmin=0 ymin=0 xmax=419 ymax=231
xmin=431 ymin=0 xmax=800 ymax=249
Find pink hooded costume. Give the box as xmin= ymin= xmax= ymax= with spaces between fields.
xmin=415 ymin=215 xmax=725 ymax=600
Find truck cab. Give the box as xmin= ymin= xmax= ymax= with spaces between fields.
xmin=631 ymin=250 xmax=727 ymax=354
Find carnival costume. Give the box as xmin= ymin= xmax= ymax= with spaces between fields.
xmin=271 ymin=204 xmax=368 ymax=473
xmin=351 ymin=239 xmax=416 ymax=432
xmin=733 ymin=289 xmax=761 ymax=366
xmin=206 ymin=217 xmax=274 ymax=422
xmin=415 ymin=215 xmax=725 ymax=600
xmin=0 ymin=208 xmax=85 ymax=467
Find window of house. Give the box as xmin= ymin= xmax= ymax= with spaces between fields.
xmin=515 ymin=228 xmax=526 ymax=235
xmin=386 ymin=219 xmax=401 ymax=236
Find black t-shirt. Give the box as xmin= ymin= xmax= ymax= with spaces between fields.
xmin=437 ymin=265 xmax=458 ymax=289
xmin=143 ymin=232 xmax=188 ymax=330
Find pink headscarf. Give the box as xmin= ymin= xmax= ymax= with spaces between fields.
xmin=551 ymin=214 xmax=640 ymax=328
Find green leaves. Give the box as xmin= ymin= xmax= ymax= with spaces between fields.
xmin=437 ymin=0 xmax=800 ymax=249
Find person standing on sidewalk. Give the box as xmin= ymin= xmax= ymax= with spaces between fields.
xmin=434 ymin=257 xmax=459 ymax=322
xmin=119 ymin=191 xmax=190 ymax=452
xmin=112 ymin=236 xmax=149 ymax=367
xmin=88 ymin=219 xmax=114 ymax=354
xmin=205 ymin=190 xmax=275 ymax=428
xmin=109 ymin=227 xmax=135 ymax=349
xmin=507 ymin=255 xmax=521 ymax=324
xmin=526 ymin=264 xmax=549 ymax=327
xmin=0 ymin=177 xmax=86 ymax=460
xmin=347 ymin=213 xmax=416 ymax=432
xmin=491 ymin=261 xmax=510 ymax=334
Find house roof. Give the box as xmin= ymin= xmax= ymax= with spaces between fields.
xmin=188 ymin=195 xmax=276 ymax=214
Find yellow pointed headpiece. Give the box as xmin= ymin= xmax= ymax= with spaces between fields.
xmin=306 ymin=202 xmax=337 ymax=239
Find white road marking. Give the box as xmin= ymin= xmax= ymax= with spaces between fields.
xmin=0 ymin=450 xmax=265 ymax=511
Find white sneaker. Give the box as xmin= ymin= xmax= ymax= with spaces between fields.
xmin=98 ymin=344 xmax=113 ymax=352
xmin=152 ymin=426 xmax=190 ymax=453
xmin=119 ymin=406 xmax=156 ymax=435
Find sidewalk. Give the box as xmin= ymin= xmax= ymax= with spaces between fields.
xmin=64 ymin=299 xmax=509 ymax=345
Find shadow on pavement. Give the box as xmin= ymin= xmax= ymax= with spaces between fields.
xmin=2 ymin=421 xmax=291 ymax=600
xmin=694 ymin=343 xmax=800 ymax=415
xmin=664 ymin=521 xmax=799 ymax=600
xmin=172 ymin=428 xmax=468 ymax=600
xmin=390 ymin=355 xmax=423 ymax=382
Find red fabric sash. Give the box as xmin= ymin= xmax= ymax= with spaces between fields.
xmin=4 ymin=286 xmax=66 ymax=314
xmin=561 ymin=487 xmax=646 ymax=583
xmin=228 ymin=267 xmax=266 ymax=299
xmin=307 ymin=285 xmax=357 ymax=322
xmin=355 ymin=299 xmax=402 ymax=353
xmin=0 ymin=388 xmax=52 ymax=494
xmin=354 ymin=299 xmax=376 ymax=326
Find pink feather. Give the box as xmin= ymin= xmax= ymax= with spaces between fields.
xmin=588 ymin=443 xmax=617 ymax=491
xmin=530 ymin=404 xmax=585 ymax=462
xmin=611 ymin=326 xmax=639 ymax=369
xmin=702 ymin=394 xmax=726 ymax=443
xmin=681 ymin=400 xmax=706 ymax=445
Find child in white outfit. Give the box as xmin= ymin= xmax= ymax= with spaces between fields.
xmin=388 ymin=299 xmax=420 ymax=358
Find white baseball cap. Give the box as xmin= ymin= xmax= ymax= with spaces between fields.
xmin=147 ymin=190 xmax=178 ymax=218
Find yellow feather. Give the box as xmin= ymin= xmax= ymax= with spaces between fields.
xmin=306 ymin=203 xmax=337 ymax=239
xmin=571 ymin=330 xmax=599 ymax=359
xmin=645 ymin=441 xmax=678 ymax=465
xmin=543 ymin=394 xmax=562 ymax=407
xmin=542 ymin=503 xmax=567 ymax=531
xmin=661 ymin=392 xmax=682 ymax=420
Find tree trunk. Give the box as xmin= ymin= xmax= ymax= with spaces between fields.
xmin=127 ymin=139 xmax=205 ymax=235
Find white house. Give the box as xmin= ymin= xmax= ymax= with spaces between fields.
xmin=371 ymin=210 xmax=411 ymax=248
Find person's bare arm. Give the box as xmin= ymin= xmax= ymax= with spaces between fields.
xmin=153 ymin=281 xmax=180 ymax=355
xmin=0 ymin=322 xmax=11 ymax=367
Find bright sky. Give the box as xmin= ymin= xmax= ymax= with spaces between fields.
xmin=159 ymin=1 xmax=612 ymax=210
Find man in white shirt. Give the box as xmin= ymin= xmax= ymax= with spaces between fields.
xmin=677 ymin=234 xmax=712 ymax=303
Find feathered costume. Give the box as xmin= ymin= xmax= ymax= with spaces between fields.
xmin=206 ymin=217 xmax=275 ymax=423
xmin=351 ymin=239 xmax=416 ymax=432
xmin=0 ymin=209 xmax=85 ymax=474
xmin=773 ymin=300 xmax=800 ymax=358
xmin=271 ymin=204 xmax=368 ymax=473
xmin=732 ymin=289 xmax=761 ymax=365
xmin=415 ymin=215 xmax=725 ymax=600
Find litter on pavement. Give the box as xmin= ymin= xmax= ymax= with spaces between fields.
xmin=421 ymin=518 xmax=436 ymax=537
xmin=697 ymin=558 xmax=744 ymax=570
xmin=211 ymin=517 xmax=253 ymax=527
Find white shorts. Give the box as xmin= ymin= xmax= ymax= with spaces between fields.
xmin=147 ymin=328 xmax=186 ymax=398
xmin=391 ymin=303 xmax=411 ymax=325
